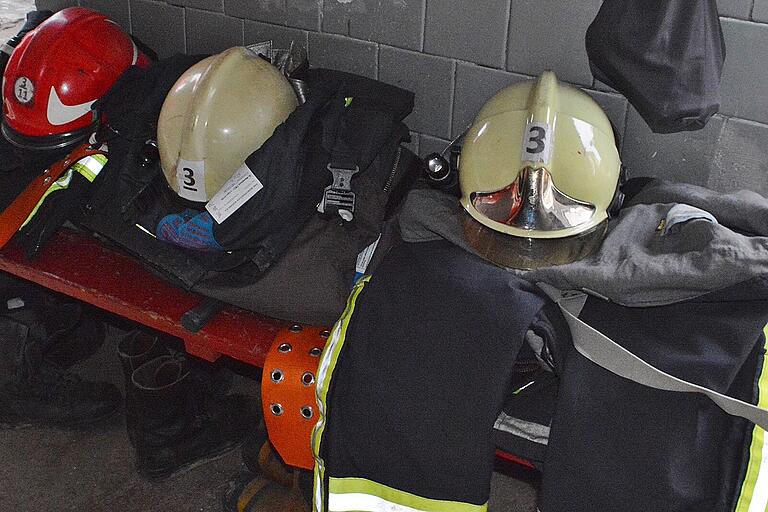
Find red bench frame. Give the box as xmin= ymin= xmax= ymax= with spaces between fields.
xmin=0 ymin=228 xmax=288 ymax=367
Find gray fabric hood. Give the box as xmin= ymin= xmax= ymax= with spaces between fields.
xmin=398 ymin=180 xmax=768 ymax=307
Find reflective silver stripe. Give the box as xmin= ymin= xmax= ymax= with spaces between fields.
xmin=746 ymin=429 xmax=768 ymax=512
xmin=1 ymin=43 xmax=14 ymax=56
xmin=73 ymin=154 xmax=107 ymax=177
xmin=328 ymin=477 xmax=487 ymax=512
xmin=538 ymin=282 xmax=768 ymax=431
xmin=493 ymin=412 xmax=550 ymax=445
xmin=329 ymin=492 xmax=427 ymax=512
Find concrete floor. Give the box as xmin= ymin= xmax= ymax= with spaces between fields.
xmin=0 ymin=326 xmax=539 ymax=512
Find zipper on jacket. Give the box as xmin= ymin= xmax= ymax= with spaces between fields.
xmin=382 ymin=146 xmax=402 ymax=194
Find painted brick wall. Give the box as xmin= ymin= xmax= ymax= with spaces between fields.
xmin=35 ymin=0 xmax=768 ymax=196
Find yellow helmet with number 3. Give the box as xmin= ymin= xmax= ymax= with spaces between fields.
xmin=157 ymin=46 xmax=298 ymax=204
xmin=459 ymin=71 xmax=623 ymax=269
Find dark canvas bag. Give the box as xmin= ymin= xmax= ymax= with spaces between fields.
xmin=586 ymin=0 xmax=726 ymax=133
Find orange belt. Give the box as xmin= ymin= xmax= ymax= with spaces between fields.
xmin=262 ymin=324 xmax=329 ymax=470
xmin=0 ymin=143 xmax=103 ymax=249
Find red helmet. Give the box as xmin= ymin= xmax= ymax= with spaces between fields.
xmin=1 ymin=7 xmax=151 ymax=151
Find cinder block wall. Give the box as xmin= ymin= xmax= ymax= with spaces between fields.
xmin=36 ymin=0 xmax=768 ymax=196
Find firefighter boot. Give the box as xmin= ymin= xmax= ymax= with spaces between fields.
xmin=128 ymin=354 xmax=254 ymax=480
xmin=116 ymin=329 xmax=169 ymax=446
xmin=0 ymin=312 xmax=121 ymax=428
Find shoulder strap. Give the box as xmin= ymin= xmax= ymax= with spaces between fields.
xmin=318 ymin=97 xmax=395 ymax=222
xmin=537 ymin=282 xmax=768 ymax=430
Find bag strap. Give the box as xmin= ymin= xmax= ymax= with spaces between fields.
xmin=318 ymin=97 xmax=395 ymax=222
xmin=537 ymin=282 xmax=768 ymax=430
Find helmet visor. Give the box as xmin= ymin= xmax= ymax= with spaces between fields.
xmin=462 ymin=214 xmax=608 ymax=270
xmin=471 ymin=167 xmax=596 ymax=232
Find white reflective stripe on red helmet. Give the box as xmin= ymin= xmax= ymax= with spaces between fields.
xmin=46 ymin=86 xmax=96 ymax=126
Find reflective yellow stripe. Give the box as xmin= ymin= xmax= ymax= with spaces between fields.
xmin=20 ymin=169 xmax=74 ymax=228
xmin=69 ymin=153 xmax=107 ymax=182
xmin=312 ymin=275 xmax=371 ymax=512
xmin=328 ymin=477 xmax=487 ymax=512
xmin=735 ymin=324 xmax=768 ymax=512
xmin=20 ymin=153 xmax=107 ymax=228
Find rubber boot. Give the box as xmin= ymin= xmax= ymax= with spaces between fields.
xmin=129 ymin=354 xmax=255 ymax=480
xmin=116 ymin=329 xmax=169 ymax=446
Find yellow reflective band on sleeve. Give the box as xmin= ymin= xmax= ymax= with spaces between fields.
xmin=20 ymin=153 xmax=107 ymax=229
xmin=735 ymin=324 xmax=768 ymax=512
xmin=328 ymin=477 xmax=487 ymax=512
xmin=20 ymin=169 xmax=74 ymax=228
xmin=68 ymin=153 xmax=108 ymax=182
xmin=311 ymin=275 xmax=371 ymax=512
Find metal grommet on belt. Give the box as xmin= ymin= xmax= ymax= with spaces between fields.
xmin=301 ymin=372 xmax=315 ymax=386
xmin=262 ymin=324 xmax=331 ymax=471
xmin=270 ymin=369 xmax=284 ymax=383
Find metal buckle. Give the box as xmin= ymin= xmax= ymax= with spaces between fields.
xmin=317 ymin=163 xmax=359 ymax=221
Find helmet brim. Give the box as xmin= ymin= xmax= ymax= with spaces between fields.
xmin=461 ymin=213 xmax=607 ymax=270
xmin=1 ymin=116 xmax=96 ymax=152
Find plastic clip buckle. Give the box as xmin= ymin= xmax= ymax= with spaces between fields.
xmin=317 ymin=163 xmax=359 ymax=221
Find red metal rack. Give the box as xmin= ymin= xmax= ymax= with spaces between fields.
xmin=0 ymin=228 xmax=288 ymax=367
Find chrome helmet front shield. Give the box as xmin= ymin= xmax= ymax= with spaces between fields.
xmin=471 ymin=166 xmax=596 ymax=233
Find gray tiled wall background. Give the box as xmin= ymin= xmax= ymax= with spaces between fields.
xmin=36 ymin=0 xmax=768 ymax=196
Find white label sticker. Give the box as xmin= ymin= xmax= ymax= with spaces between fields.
xmin=14 ymin=76 xmax=34 ymax=104
xmin=355 ymin=235 xmax=381 ymax=275
xmin=205 ymin=162 xmax=264 ymax=224
xmin=176 ymin=159 xmax=207 ymax=202
xmin=520 ymin=121 xmax=553 ymax=164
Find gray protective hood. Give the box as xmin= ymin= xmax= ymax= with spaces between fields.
xmin=398 ymin=180 xmax=768 ymax=307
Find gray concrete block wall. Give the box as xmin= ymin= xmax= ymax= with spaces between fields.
xmin=35 ymin=0 xmax=768 ymax=197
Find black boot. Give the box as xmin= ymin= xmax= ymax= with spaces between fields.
xmin=116 ymin=329 xmax=169 ymax=446
xmin=0 ymin=314 xmax=121 ymax=428
xmin=128 ymin=354 xmax=255 ymax=480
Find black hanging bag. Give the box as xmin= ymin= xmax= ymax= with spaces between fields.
xmin=585 ymin=0 xmax=726 ymax=133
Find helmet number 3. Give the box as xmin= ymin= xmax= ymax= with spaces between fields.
xmin=521 ymin=122 xmax=553 ymax=164
xmin=14 ymin=76 xmax=34 ymax=104
xmin=182 ymin=168 xmax=197 ymax=190
xmin=176 ymin=160 xmax=208 ymax=202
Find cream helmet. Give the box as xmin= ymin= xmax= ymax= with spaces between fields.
xmin=459 ymin=71 xmax=623 ymax=269
xmin=157 ymin=47 xmax=299 ymax=204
